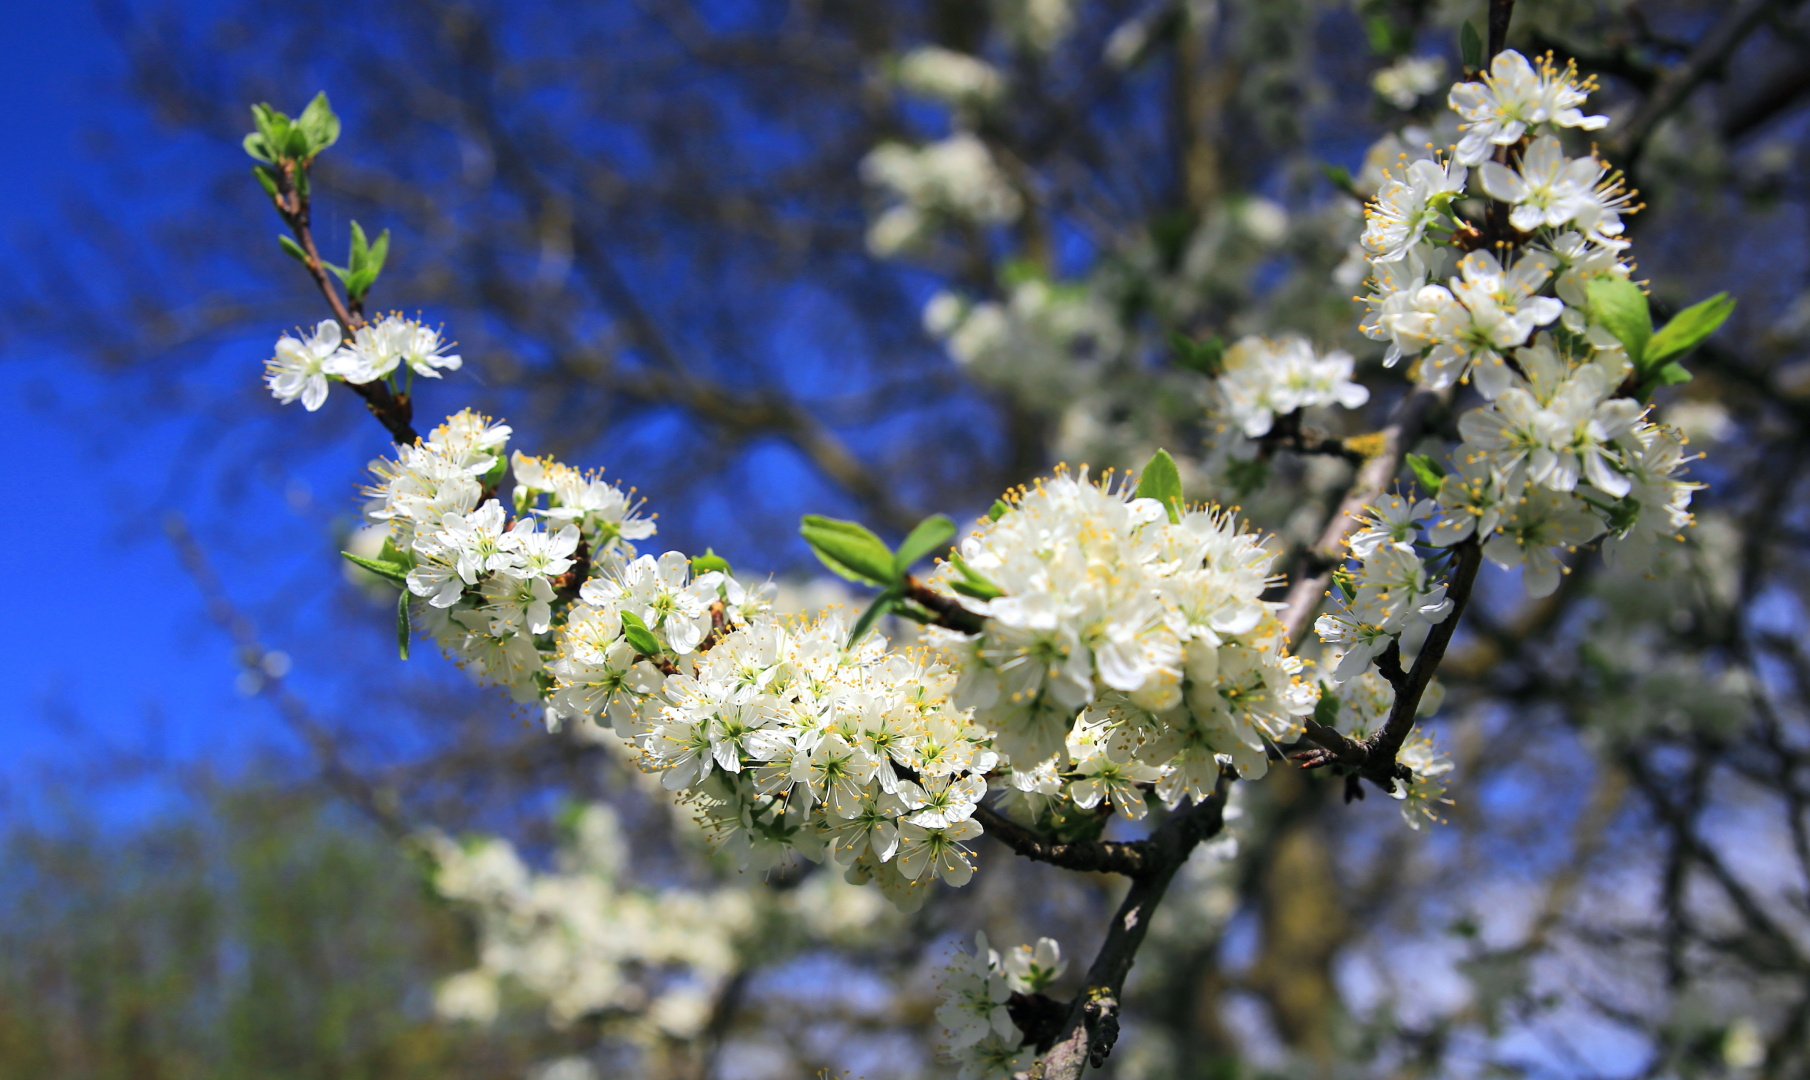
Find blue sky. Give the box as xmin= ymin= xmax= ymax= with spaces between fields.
xmin=1 ymin=0 xmax=283 ymax=820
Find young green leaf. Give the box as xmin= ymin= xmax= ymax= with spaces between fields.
xmin=800 ymin=515 xmax=896 ymax=586
xmin=618 ymin=611 xmax=664 ymax=657
xmin=1405 ymin=453 xmax=1447 ymax=494
xmin=1645 ymin=292 xmax=1735 ymax=366
xmin=366 ymin=228 xmax=390 ymax=275
xmin=845 ymin=585 xmax=904 ymax=649
xmin=1168 ymin=331 xmax=1226 ymax=377
xmin=396 ymin=589 xmax=411 ymax=660
xmin=252 ymin=104 xmax=291 ymax=160
xmin=251 ymin=165 xmax=279 ymax=197
xmin=948 ymin=552 xmax=1004 ymax=601
xmin=1134 ymin=448 xmax=1184 ymax=523
xmin=378 ymin=537 xmax=416 ymax=569
xmin=1459 ymin=20 xmax=1483 ymax=73
xmin=345 ymin=268 xmax=378 ymax=301
xmin=893 ymin=514 xmax=956 ymax=577
xmin=988 ymin=500 xmax=1010 ymax=521
xmin=277 ymin=234 xmax=310 ymax=264
xmin=692 ymin=550 xmax=733 ymax=576
xmin=1586 ymin=277 xmax=1652 ymax=366
xmin=1319 ymin=164 xmax=1358 ymax=199
xmin=348 ymin=220 xmax=371 ymax=273
xmin=296 ymin=92 xmax=340 ymax=157
xmin=1311 ymin=684 xmax=1341 ymax=729
xmin=342 ymin=551 xmax=410 ymax=586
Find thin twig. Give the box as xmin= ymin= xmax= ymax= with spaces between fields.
xmin=163 ymin=513 xmax=412 ymax=840
xmin=269 ymin=158 xmax=419 ymax=444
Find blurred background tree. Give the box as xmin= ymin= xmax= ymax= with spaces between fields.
xmin=6 ymin=0 xmax=1810 ymax=1076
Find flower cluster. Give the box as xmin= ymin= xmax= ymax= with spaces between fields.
xmin=425 ymin=800 xmax=898 ymax=1044
xmin=1314 ymin=495 xmax=1453 ymax=679
xmin=355 ymin=423 xmax=1331 ymax=907
xmin=424 ymin=803 xmax=754 ymax=1033
xmin=361 ymin=411 xmax=653 ymax=702
xmin=895 ymin=46 xmax=1006 ymax=109
xmin=553 ymin=595 xmax=1006 ymax=911
xmin=1214 ymin=334 xmax=1370 ymax=439
xmin=1317 ymin=660 xmax=1451 ymax=828
xmin=933 ymin=933 xmax=1067 ymax=1079
xmin=1448 ymin=51 xmax=1607 ymax=167
xmin=1327 ymin=51 xmax=1704 ymax=682
xmin=925 ymin=468 xmax=1319 ymax=788
xmin=265 ymin=313 xmax=461 ymax=411
xmin=861 ymin=134 xmax=1022 ymax=256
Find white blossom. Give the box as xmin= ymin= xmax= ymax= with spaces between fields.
xmin=338 ymin=313 xmax=463 ymax=383
xmin=265 ymin=319 xmax=347 ymax=410
xmin=1448 ymin=50 xmax=1607 ymax=167
xmin=1216 ymin=335 xmax=1371 ymax=438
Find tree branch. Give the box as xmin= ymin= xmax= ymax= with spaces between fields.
xmin=970 ymin=802 xmax=1156 ymax=877
xmin=1278 ymin=387 xmax=1442 ymax=645
xmin=269 ymin=159 xmax=419 ymax=445
xmin=1615 ymin=0 xmax=1796 ymax=172
xmin=1031 ymin=768 xmax=1236 ymax=1078
xmin=1297 ymin=537 xmax=1484 ymax=789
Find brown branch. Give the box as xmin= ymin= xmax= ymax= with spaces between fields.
xmin=903 ymin=575 xmax=986 ymax=635
xmin=1278 ymin=387 xmax=1442 ymax=645
xmin=1030 ymin=768 xmax=1236 ymax=1078
xmin=1253 ymin=411 xmax=1366 ymax=466
xmin=969 ymin=802 xmax=1155 ymax=877
xmin=1298 ymin=537 xmax=1484 ymax=790
xmin=269 ymin=159 xmax=419 ymax=445
xmin=163 ymin=513 xmax=413 ymax=841
xmin=1487 ymin=0 xmax=1517 ymax=61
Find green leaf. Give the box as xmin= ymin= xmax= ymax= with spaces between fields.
xmin=1645 ymin=292 xmax=1735 ymax=366
xmin=396 ymin=589 xmax=411 ymax=660
xmin=1656 ymin=362 xmax=1693 ymax=386
xmin=948 ymin=552 xmax=1004 ymax=601
xmin=480 ymin=452 xmax=509 ymax=489
xmin=251 ymin=165 xmax=279 ymax=197
xmin=244 ymin=133 xmax=275 ymax=164
xmin=1405 ymin=453 xmax=1447 ymax=494
xmin=691 ymin=550 xmax=733 ymax=576
xmin=618 ymin=610 xmax=664 ymax=657
xmin=1225 ymin=457 xmax=1268 ymax=499
xmin=277 ymin=234 xmax=309 ymax=264
xmin=378 ymin=537 xmax=416 ymax=569
xmin=1134 ymin=448 xmax=1184 ymax=523
xmin=251 ymin=104 xmax=291 ymax=160
xmin=1364 ymin=14 xmax=1396 ymax=55
xmin=1312 ymin=684 xmax=1341 ymax=728
xmin=800 ymin=515 xmax=896 ymax=586
xmin=348 ymin=220 xmax=371 ymax=273
xmin=366 ymin=229 xmax=390 ymax=275
xmin=342 ymin=551 xmax=410 ymax=586
xmin=1319 ymin=164 xmax=1357 ymax=199
xmin=845 ymin=585 xmax=903 ymax=649
xmin=988 ymin=500 xmax=1010 ymax=521
xmin=1587 ymin=277 xmax=1652 ymax=366
xmin=345 ymin=268 xmax=378 ymax=301
xmin=893 ymin=514 xmax=956 ymax=577
xmin=296 ymin=92 xmax=341 ymax=156
xmin=1168 ymin=331 xmax=1225 ymax=377
xmin=1460 ymin=20 xmax=1483 ymax=73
